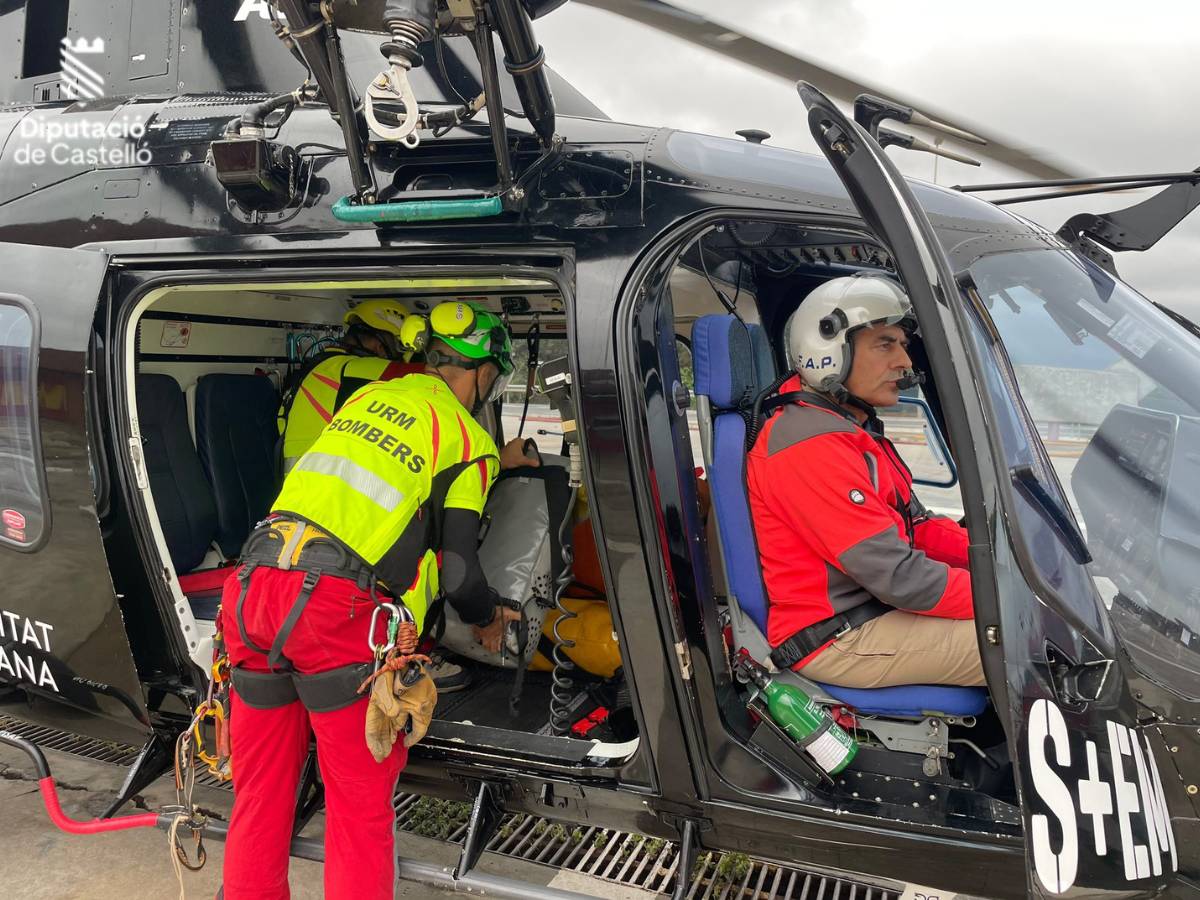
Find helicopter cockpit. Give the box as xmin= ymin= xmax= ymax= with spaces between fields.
xmin=666 ymin=217 xmax=1018 ymax=818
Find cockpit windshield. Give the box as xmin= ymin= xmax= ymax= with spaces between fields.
xmin=970 ymin=248 xmax=1200 ymax=696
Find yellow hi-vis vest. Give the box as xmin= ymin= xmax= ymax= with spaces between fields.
xmin=271 ymin=374 xmax=499 ymax=631
xmin=279 ymin=351 xmax=415 ymax=472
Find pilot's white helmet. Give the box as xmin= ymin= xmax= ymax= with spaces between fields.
xmin=783 ymin=275 xmax=915 ymax=392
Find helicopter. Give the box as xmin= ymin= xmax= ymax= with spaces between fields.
xmin=2 ymin=1 xmax=1200 ymax=898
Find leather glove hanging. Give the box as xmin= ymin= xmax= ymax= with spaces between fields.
xmin=365 ymin=664 xmax=438 ymax=763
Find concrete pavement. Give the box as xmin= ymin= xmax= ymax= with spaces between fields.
xmin=0 ymin=743 xmax=656 ymax=899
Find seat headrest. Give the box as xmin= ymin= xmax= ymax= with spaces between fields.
xmin=693 ymin=315 xmax=757 ymax=409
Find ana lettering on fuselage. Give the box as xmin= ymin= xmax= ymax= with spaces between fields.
xmin=0 ymin=608 xmax=59 ymax=692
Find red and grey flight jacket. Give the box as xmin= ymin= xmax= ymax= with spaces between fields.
xmin=746 ymin=375 xmax=973 ymax=669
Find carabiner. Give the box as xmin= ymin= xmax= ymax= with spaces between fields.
xmin=368 ymin=602 xmax=401 ymax=657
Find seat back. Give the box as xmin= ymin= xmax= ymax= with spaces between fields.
xmin=195 ymin=373 xmax=281 ymax=558
xmin=136 ymin=374 xmax=218 ymax=574
xmin=693 ymin=316 xmax=777 ymax=647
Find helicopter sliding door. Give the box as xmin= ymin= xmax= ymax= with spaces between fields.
xmin=798 ymin=84 xmax=1178 ymax=897
xmin=0 ymin=244 xmax=150 ymax=745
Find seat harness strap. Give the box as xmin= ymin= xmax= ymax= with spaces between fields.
xmin=505 ymin=598 xmax=531 ymax=714
xmin=769 ymin=599 xmax=891 ymax=671
xmin=234 ymin=563 xmax=271 ymax=658
xmin=266 ymin=568 xmax=321 ymax=672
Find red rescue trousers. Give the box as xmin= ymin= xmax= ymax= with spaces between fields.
xmin=219 ymin=566 xmax=408 ymax=900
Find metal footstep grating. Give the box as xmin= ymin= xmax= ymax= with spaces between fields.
xmin=393 ymin=794 xmax=900 ymax=899
xmin=0 ymin=717 xmax=897 ymax=899
xmin=0 ymin=714 xmax=234 ymax=790
xmin=0 ymin=715 xmax=142 ymax=767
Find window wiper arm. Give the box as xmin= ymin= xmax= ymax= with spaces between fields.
xmin=1152 ymin=300 xmax=1200 ymax=342
xmin=1011 ymin=464 xmax=1093 ymax=565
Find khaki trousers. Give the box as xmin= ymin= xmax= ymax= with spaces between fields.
xmin=798 ymin=610 xmax=985 ymax=688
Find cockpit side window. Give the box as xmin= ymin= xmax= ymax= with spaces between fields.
xmin=969 ymin=248 xmax=1200 ymax=696
xmin=0 ymin=296 xmax=48 ymax=550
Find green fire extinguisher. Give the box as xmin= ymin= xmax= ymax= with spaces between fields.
xmin=740 ymin=657 xmax=857 ymax=775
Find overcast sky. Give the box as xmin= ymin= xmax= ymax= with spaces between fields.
xmin=536 ymin=1 xmax=1200 ymax=317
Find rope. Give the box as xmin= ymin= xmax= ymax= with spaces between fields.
xmin=164 ymin=705 xmax=210 ymax=895
xmin=168 ymin=813 xmax=190 ymax=900
xmin=356 ymin=620 xmax=430 ymax=693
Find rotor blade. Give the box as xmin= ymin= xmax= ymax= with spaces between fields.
xmin=572 ymin=0 xmax=1078 ymax=179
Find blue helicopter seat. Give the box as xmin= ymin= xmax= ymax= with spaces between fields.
xmin=692 ymin=314 xmax=987 ymax=720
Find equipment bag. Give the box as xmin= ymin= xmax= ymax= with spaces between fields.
xmin=437 ymin=461 xmax=571 ymax=668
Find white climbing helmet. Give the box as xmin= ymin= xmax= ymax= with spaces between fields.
xmin=783 ymin=275 xmax=916 ymax=392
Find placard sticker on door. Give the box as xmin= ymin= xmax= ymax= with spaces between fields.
xmin=160 ymin=321 xmax=192 ymax=348
xmin=1108 ymin=315 xmax=1160 ymax=359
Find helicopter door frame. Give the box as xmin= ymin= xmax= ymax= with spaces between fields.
xmin=614 ymin=207 xmax=1031 ymax=897
xmin=798 ymin=82 xmax=1180 ymax=897
xmin=0 ymin=243 xmax=152 ymax=745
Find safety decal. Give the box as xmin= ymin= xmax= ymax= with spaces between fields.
xmin=159 ymin=321 xmax=191 ymax=348
xmin=848 ymin=489 xmax=866 ymax=505
xmin=1108 ymin=314 xmax=1162 ymax=360
xmin=1027 ymin=698 xmax=1177 ymax=894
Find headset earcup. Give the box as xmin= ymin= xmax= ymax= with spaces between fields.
xmin=401 ymin=315 xmax=431 ymax=352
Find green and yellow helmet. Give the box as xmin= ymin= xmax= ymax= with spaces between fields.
xmin=420 ymin=301 xmax=515 ymax=403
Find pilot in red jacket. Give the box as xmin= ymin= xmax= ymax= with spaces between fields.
xmin=747 ymin=275 xmax=983 ymax=688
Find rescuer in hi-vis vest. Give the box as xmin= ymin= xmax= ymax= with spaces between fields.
xmin=278 ymin=299 xmax=425 ymax=474
xmin=216 ymin=301 xmax=530 ymax=900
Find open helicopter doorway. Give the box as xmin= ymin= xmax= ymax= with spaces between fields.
xmin=627 ymin=214 xmax=1021 ymax=832
xmin=114 ymin=269 xmax=639 ymax=768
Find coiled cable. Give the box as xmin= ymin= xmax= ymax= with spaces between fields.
xmin=548 ymin=445 xmax=582 ymax=735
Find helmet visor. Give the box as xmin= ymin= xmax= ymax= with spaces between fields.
xmin=481 ymin=364 xmax=513 ymax=406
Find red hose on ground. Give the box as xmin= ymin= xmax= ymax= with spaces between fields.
xmin=37 ymin=777 xmax=161 ymax=834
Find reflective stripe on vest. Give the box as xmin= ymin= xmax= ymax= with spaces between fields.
xmin=271 ymin=374 xmax=499 ymax=624
xmin=292 ymin=452 xmax=406 ymax=512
